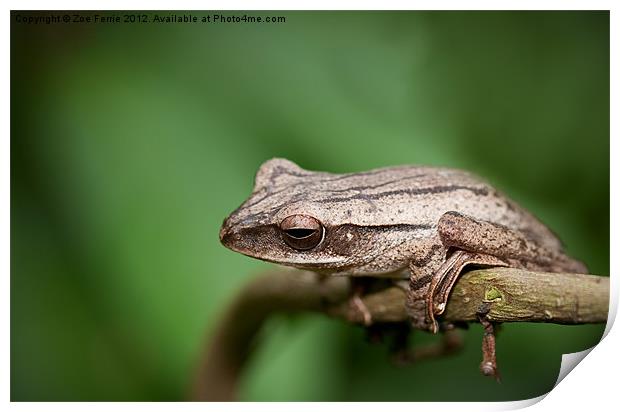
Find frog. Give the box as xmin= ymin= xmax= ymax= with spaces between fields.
xmin=219 ymin=158 xmax=587 ymax=378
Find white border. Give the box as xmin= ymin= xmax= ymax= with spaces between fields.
xmin=4 ymin=1 xmax=616 ymax=411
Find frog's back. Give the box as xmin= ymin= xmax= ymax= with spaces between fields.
xmin=299 ymin=164 xmax=565 ymax=253
xmin=230 ymin=159 xmax=565 ymax=253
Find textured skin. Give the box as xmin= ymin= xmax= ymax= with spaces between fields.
xmin=220 ymin=158 xmax=587 ymax=330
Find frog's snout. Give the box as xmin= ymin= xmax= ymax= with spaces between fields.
xmin=219 ymin=214 xmax=252 ymax=253
xmin=219 ymin=218 xmax=236 ymax=248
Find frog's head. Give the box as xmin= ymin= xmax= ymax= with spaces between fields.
xmin=219 ymin=158 xmax=400 ymax=272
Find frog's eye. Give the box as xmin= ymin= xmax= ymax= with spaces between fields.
xmin=280 ymin=215 xmax=324 ymax=251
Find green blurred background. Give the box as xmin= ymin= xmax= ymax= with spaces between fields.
xmin=11 ymin=11 xmax=609 ymax=401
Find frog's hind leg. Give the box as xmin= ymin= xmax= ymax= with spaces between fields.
xmin=426 ymin=250 xmax=508 ymax=332
xmin=415 ymin=249 xmax=507 ymax=379
xmin=477 ymin=303 xmax=501 ymax=381
xmin=428 ymin=210 xmax=577 ymax=380
xmin=438 ymin=211 xmax=587 ymax=273
xmin=430 ymin=210 xmax=588 ymax=329
xmin=429 ymin=209 xmax=577 ymax=331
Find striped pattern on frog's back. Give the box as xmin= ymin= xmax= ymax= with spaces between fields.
xmin=226 ymin=158 xmax=563 ymax=253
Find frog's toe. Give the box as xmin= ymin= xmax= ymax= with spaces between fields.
xmin=349 ymin=294 xmax=373 ymax=326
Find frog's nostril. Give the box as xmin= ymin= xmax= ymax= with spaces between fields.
xmin=219 ymin=219 xmax=235 ymax=245
xmin=220 ymin=229 xmax=236 ymax=248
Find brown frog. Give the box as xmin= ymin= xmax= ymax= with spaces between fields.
xmin=220 ymin=158 xmax=587 ymax=378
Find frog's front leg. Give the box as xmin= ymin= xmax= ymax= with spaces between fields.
xmin=349 ymin=278 xmax=373 ymax=326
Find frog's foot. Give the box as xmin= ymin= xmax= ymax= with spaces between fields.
xmin=350 ymin=293 xmax=372 ymax=326
xmin=425 ymin=250 xmax=508 ymax=333
xmin=348 ymin=280 xmax=373 ymax=326
xmin=477 ymin=303 xmax=501 ymax=382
